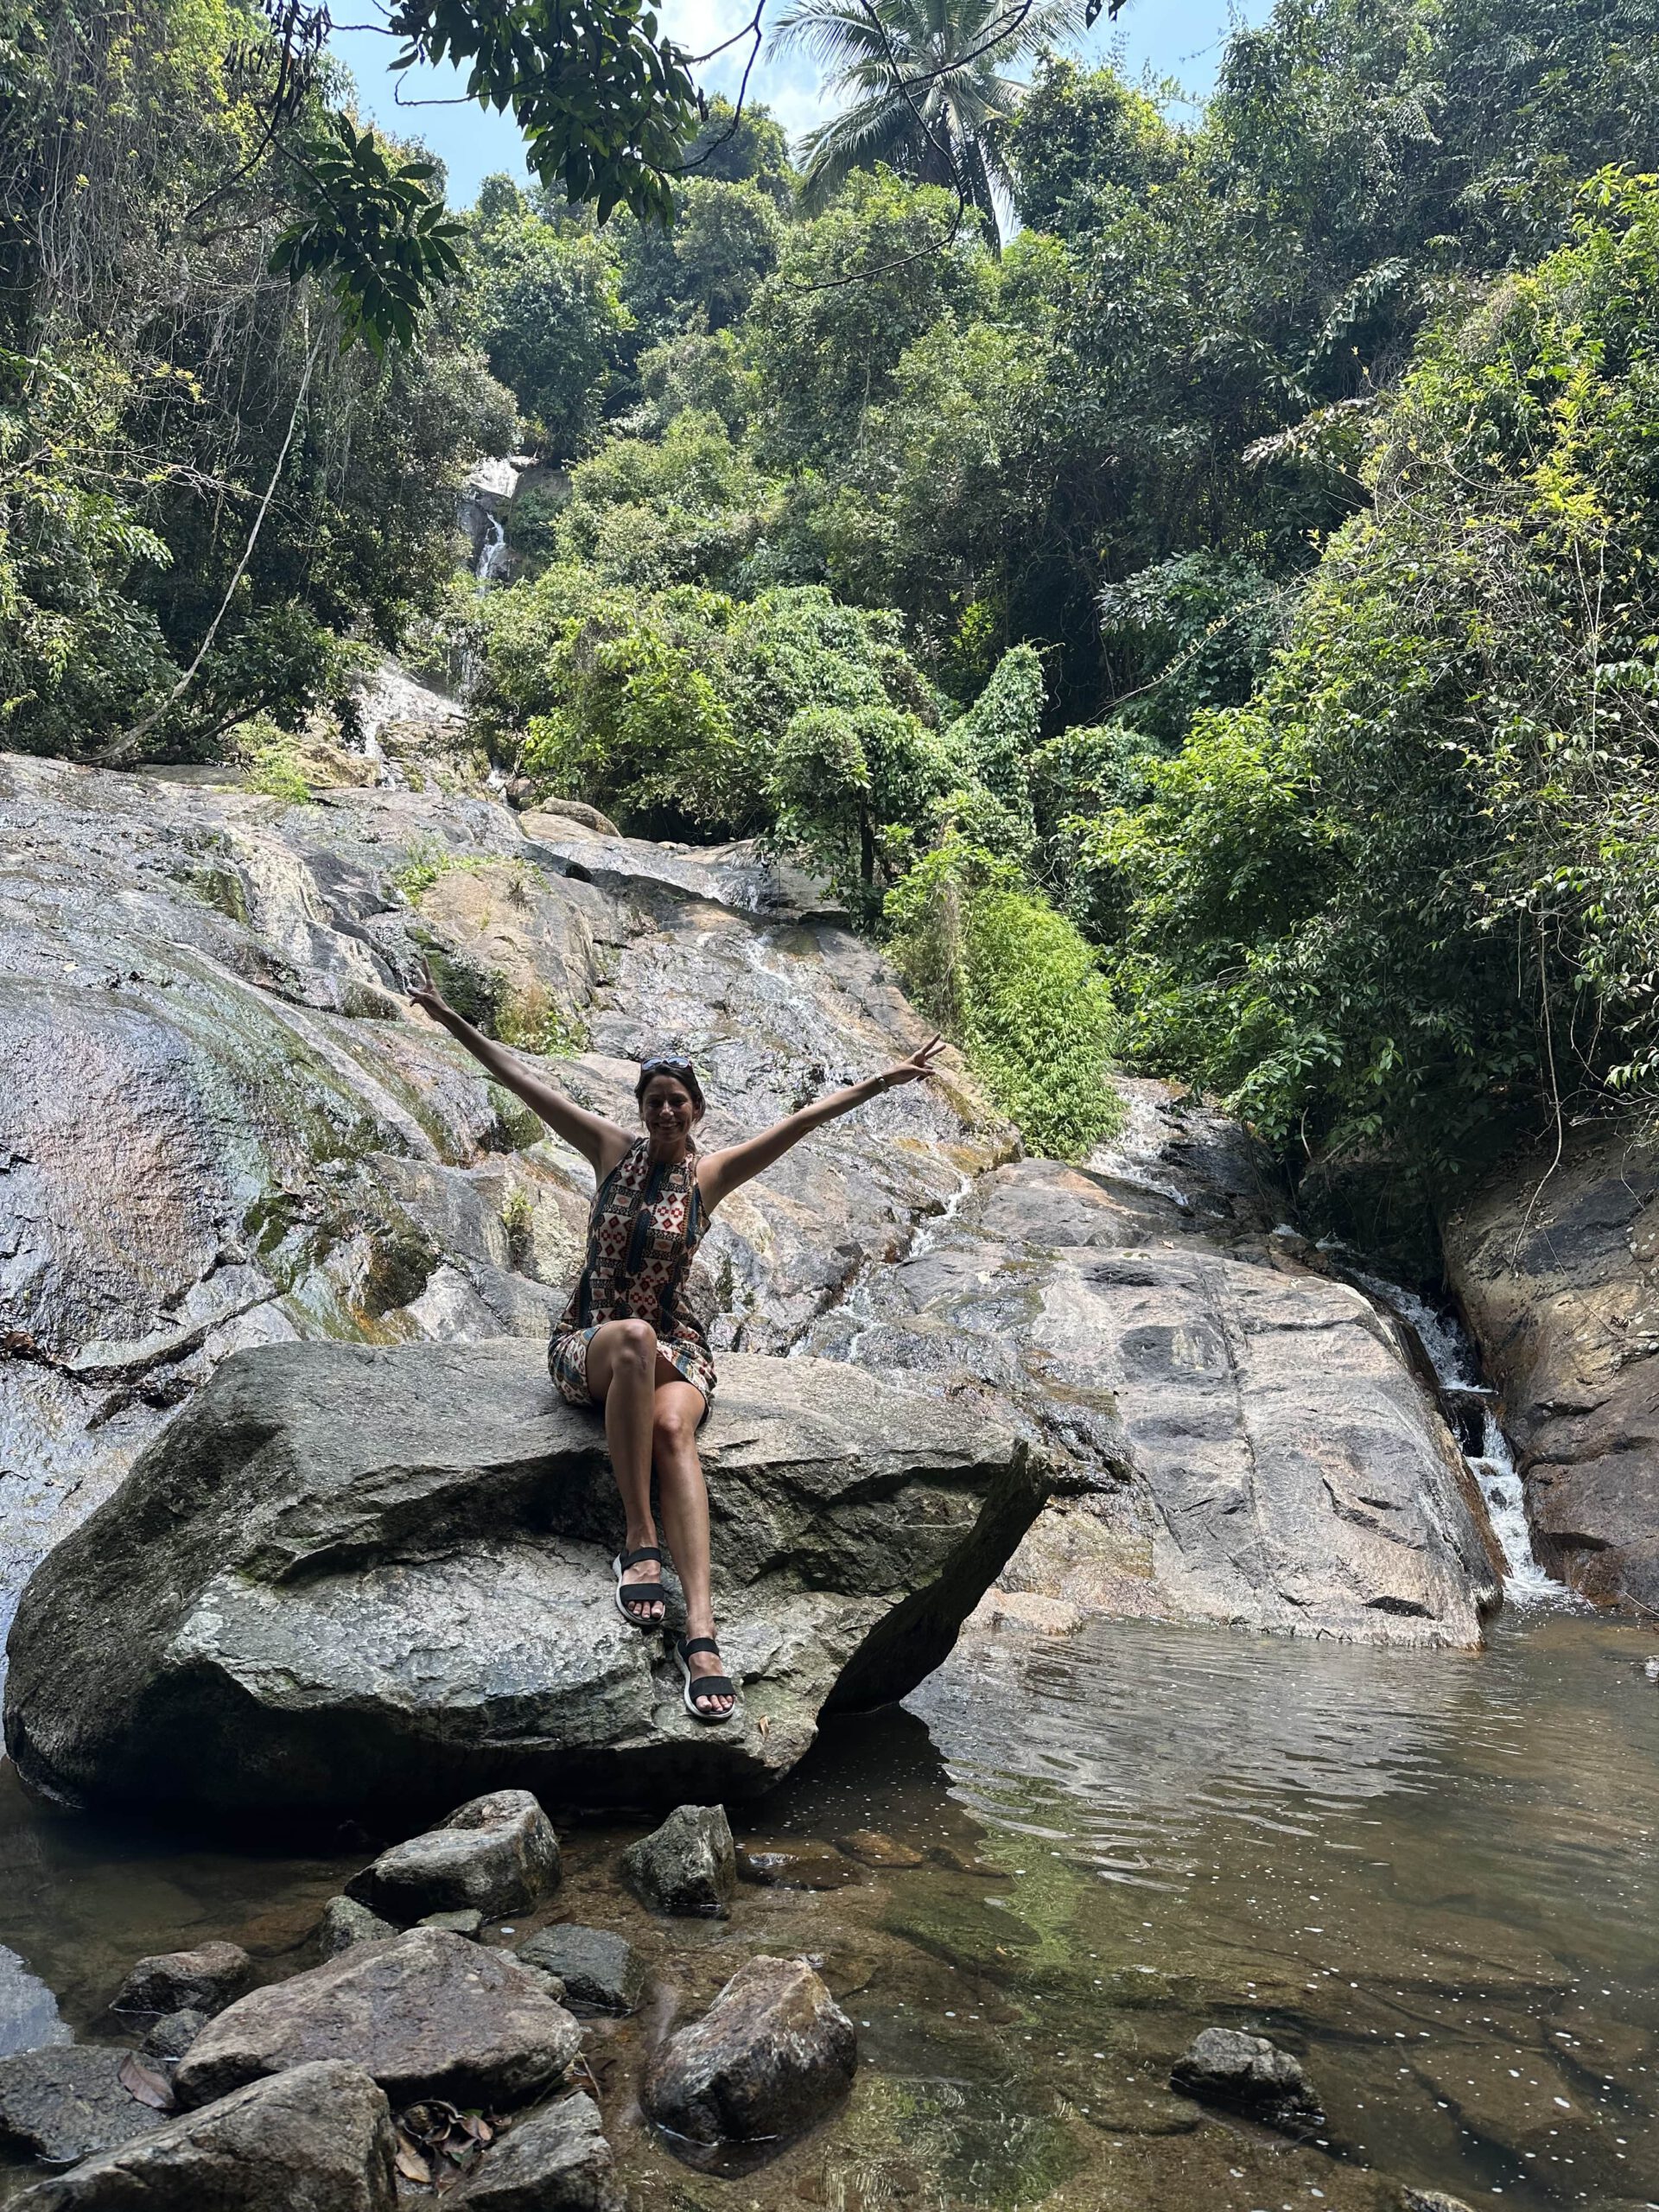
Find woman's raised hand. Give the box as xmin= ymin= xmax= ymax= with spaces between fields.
xmin=407 ymin=957 xmax=453 ymax=1023
xmin=880 ymin=1034 xmax=947 ymax=1089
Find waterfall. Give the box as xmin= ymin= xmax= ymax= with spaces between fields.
xmin=1354 ymin=1273 xmax=1565 ymax=1600
xmin=475 ymin=512 xmax=509 ymax=586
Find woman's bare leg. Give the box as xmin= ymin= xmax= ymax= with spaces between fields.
xmin=584 ymin=1319 xmax=664 ymax=1623
xmin=652 ymin=1371 xmax=734 ymax=1716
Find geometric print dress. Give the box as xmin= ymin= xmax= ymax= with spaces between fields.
xmin=547 ymin=1136 xmax=717 ymax=1413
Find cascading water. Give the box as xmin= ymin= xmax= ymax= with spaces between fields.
xmin=1354 ymin=1272 xmax=1565 ymax=1601
xmin=474 ymin=511 xmax=509 ymax=585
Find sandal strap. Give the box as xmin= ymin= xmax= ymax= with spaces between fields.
xmin=689 ymin=1675 xmax=734 ymax=1704
xmin=680 ymin=1636 xmax=721 ymax=1657
xmin=620 ymin=1546 xmax=663 ymax=1569
xmin=620 ymin=1585 xmax=664 ymax=1604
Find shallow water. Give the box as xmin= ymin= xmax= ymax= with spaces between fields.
xmin=2 ymin=1609 xmax=1656 ymax=2209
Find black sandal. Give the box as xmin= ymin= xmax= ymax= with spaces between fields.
xmin=676 ymin=1636 xmax=737 ymax=1725
xmin=613 ymin=1547 xmax=666 ymax=1627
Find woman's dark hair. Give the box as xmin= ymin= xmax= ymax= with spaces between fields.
xmin=635 ymin=1053 xmax=706 ymax=1116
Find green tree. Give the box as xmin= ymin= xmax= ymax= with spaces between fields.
xmin=773 ymin=0 xmax=1084 ymax=247
xmin=467 ymin=193 xmax=629 ymax=454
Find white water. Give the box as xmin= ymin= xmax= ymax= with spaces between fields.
xmin=474 ymin=511 xmax=509 ymax=585
xmin=1354 ymin=1272 xmax=1566 ymax=1602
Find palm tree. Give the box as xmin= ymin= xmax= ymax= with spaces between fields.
xmin=772 ymin=0 xmax=1084 ymax=249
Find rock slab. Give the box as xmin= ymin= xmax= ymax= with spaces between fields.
xmin=112 ymin=1941 xmax=252 ymax=2017
xmin=645 ymin=1955 xmax=856 ymax=2147
xmin=11 ymin=2058 xmax=397 ymax=2210
xmin=0 ymin=2046 xmax=156 ymax=2165
xmin=1446 ymin=1121 xmax=1659 ymax=1613
xmin=624 ymin=1805 xmax=736 ymax=1918
xmin=515 ymin=1928 xmax=644 ymax=2015
xmin=349 ymin=1790 xmax=561 ymax=1921
xmin=4 ymin=1339 xmax=1050 ymax=1815
xmin=1170 ymin=2027 xmax=1320 ymax=2127
xmin=174 ymin=1929 xmax=579 ymax=2113
xmin=456 ymin=2091 xmax=622 ymax=2211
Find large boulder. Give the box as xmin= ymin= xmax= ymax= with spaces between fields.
xmin=3 ymin=1339 xmax=1049 ymax=1816
xmin=805 ymin=1094 xmax=1506 ymax=1647
xmin=347 ymin=1791 xmax=561 ymax=1922
xmin=174 ymin=1929 xmax=578 ymax=2112
xmin=11 ymin=2058 xmax=397 ymax=2210
xmin=1446 ymin=1120 xmax=1659 ymax=1612
xmin=645 ymin=1955 xmax=856 ymax=2147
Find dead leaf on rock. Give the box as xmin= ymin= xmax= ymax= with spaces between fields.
xmin=755 ymin=1713 xmax=771 ymax=1738
xmin=394 ymin=2139 xmax=432 ymax=2185
xmin=117 ymin=2052 xmax=174 ymax=2112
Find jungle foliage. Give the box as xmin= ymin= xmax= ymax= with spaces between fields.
xmin=10 ymin=0 xmax=1659 ymax=1176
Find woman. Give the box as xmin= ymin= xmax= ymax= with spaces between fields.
xmin=408 ymin=962 xmax=943 ymax=1724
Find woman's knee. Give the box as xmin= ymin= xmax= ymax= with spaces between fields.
xmin=652 ymin=1402 xmax=699 ymax=1459
xmin=613 ymin=1319 xmax=657 ymax=1367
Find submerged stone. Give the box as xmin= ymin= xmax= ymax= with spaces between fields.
xmin=350 ymin=1791 xmax=560 ymax=1922
xmin=624 ymin=1805 xmax=736 ymax=1918
xmin=645 ymin=1955 xmax=856 ymax=2148
xmin=174 ymin=1929 xmax=579 ymax=2113
xmin=1170 ymin=2026 xmax=1320 ymax=2127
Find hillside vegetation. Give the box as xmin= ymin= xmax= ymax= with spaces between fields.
xmin=6 ymin=0 xmax=1659 ymax=1183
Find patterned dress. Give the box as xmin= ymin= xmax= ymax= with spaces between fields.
xmin=548 ymin=1137 xmax=717 ymax=1413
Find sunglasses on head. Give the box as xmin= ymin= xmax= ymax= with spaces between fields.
xmin=640 ymin=1054 xmax=696 ymax=1077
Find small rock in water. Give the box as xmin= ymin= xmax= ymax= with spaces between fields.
xmin=1643 ymin=1654 xmax=1659 ymax=1682
xmin=419 ymin=1910 xmax=486 ymax=1938
xmin=139 ymin=2009 xmax=210 ymax=2064
xmin=839 ymin=1829 xmax=925 ymax=1870
xmin=349 ymin=1791 xmax=561 ymax=1923
xmin=1399 ymin=2191 xmax=1478 ymax=2212
xmin=736 ymin=1839 xmax=857 ymax=1890
xmin=623 ymin=1805 xmax=735 ymax=1919
xmin=1170 ymin=2027 xmax=1320 ymax=2127
xmin=317 ymin=1897 xmax=399 ymax=1960
xmin=454 ymin=2089 xmax=622 ymax=2210
xmin=174 ymin=1929 xmax=579 ymax=2114
xmin=9 ymin=2058 xmax=397 ymax=2209
xmin=0 ymin=1948 xmax=71 ymax=2060
xmin=111 ymin=1941 xmax=252 ymax=2018
xmin=0 ymin=2047 xmax=160 ymax=2164
xmin=645 ymin=1955 xmax=857 ymax=2148
xmin=515 ymin=1929 xmax=645 ymax=2016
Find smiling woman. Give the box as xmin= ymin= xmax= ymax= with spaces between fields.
xmin=407 ymin=960 xmax=943 ymax=1723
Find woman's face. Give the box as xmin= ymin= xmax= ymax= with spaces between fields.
xmin=640 ymin=1075 xmax=700 ymax=1145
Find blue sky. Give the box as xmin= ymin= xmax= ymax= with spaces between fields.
xmin=327 ymin=0 xmax=1268 ymax=207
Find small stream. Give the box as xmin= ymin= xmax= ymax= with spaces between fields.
xmin=3 ymin=1605 xmax=1656 ymax=2209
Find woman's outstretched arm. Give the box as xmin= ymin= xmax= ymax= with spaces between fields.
xmin=698 ymin=1036 xmax=945 ymax=1211
xmin=408 ymin=963 xmax=631 ymax=1175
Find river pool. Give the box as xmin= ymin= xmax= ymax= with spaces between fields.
xmin=1 ymin=1605 xmax=1656 ymax=2210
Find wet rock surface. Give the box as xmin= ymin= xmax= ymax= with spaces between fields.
xmin=645 ymin=1955 xmax=857 ymax=2148
xmin=3 ymin=1342 xmax=1048 ymax=1816
xmin=10 ymin=2058 xmax=397 ymax=2210
xmin=111 ymin=1940 xmax=251 ymax=2018
xmin=348 ymin=1790 xmax=561 ymax=1923
xmin=1446 ymin=1120 xmax=1659 ymax=1614
xmin=804 ymin=1100 xmax=1503 ymax=1646
xmin=454 ymin=2089 xmax=622 ymax=2210
xmin=514 ymin=1927 xmax=644 ymax=2014
xmin=174 ymin=1929 xmax=579 ymax=2112
xmin=1170 ymin=2025 xmax=1320 ymax=2126
xmin=0 ymin=2045 xmax=156 ymax=2164
xmin=623 ymin=1806 xmax=736 ymax=1917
